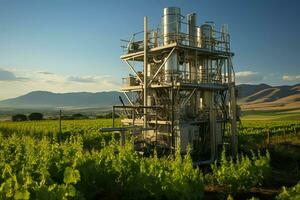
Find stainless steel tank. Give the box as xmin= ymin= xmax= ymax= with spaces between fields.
xmin=162 ymin=7 xmax=181 ymax=45
xmin=201 ymin=24 xmax=213 ymax=50
xmin=200 ymin=24 xmax=213 ymax=84
xmin=162 ymin=7 xmax=181 ymax=82
xmin=164 ymin=53 xmax=178 ymax=82
xmin=187 ymin=13 xmax=196 ymax=46
xmin=196 ymin=27 xmax=202 ymax=47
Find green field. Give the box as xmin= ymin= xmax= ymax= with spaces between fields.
xmin=0 ymin=119 xmax=299 ymax=199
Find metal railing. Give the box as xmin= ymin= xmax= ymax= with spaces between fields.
xmin=122 ymin=68 xmax=234 ymax=88
xmin=121 ymin=21 xmax=231 ymax=54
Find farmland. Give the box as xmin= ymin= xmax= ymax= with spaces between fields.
xmin=0 ymin=119 xmax=299 ymax=199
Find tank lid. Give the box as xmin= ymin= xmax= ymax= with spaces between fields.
xmin=163 ymin=7 xmax=181 ymax=15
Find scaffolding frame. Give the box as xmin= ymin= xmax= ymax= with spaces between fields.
xmin=102 ymin=9 xmax=238 ymax=162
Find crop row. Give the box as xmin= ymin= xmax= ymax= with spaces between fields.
xmin=0 ymin=119 xmax=276 ymax=199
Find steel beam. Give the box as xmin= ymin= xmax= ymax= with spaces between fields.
xmin=124 ymin=60 xmax=143 ymax=84
xmin=148 ymin=47 xmax=175 ymax=87
xmin=181 ymin=88 xmax=196 ymax=107
xmin=123 ymin=92 xmax=134 ymax=106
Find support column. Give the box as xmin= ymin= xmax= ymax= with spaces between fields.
xmin=230 ymin=85 xmax=238 ymax=157
xmin=208 ymin=91 xmax=216 ymax=160
xmin=143 ymin=16 xmax=148 ymax=134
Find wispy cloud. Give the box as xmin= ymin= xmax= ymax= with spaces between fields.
xmin=0 ymin=68 xmax=120 ymax=100
xmin=236 ymin=71 xmax=260 ymax=77
xmin=67 ymin=76 xmax=97 ymax=83
xmin=38 ymin=71 xmax=54 ymax=75
xmin=235 ymin=70 xmax=263 ymax=84
xmin=282 ymin=75 xmax=300 ymax=81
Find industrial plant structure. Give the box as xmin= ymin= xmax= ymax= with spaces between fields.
xmin=101 ymin=7 xmax=238 ymax=163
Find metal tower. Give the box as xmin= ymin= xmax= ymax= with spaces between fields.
xmin=102 ymin=7 xmax=238 ymax=163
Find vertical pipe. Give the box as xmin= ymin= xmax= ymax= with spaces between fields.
xmin=204 ymin=91 xmax=216 ymax=161
xmin=187 ymin=13 xmax=196 ymax=46
xmin=143 ymin=16 xmax=148 ymax=133
xmin=196 ymin=27 xmax=202 ymax=47
xmin=230 ymin=86 xmax=237 ymax=157
xmin=228 ymin=57 xmax=238 ymax=158
xmin=210 ymin=98 xmax=216 ymax=161
xmin=195 ymin=51 xmax=198 ymax=115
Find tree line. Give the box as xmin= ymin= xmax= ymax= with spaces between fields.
xmin=12 ymin=113 xmax=43 ymax=121
xmin=11 ymin=112 xmax=119 ymax=122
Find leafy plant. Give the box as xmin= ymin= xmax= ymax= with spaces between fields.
xmin=206 ymin=148 xmax=271 ymax=193
xmin=0 ymin=127 xmax=204 ymax=199
xmin=276 ymin=182 xmax=300 ymax=200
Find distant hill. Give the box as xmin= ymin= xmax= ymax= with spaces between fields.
xmin=236 ymin=83 xmax=271 ymax=100
xmin=0 ymin=83 xmax=299 ymax=112
xmin=0 ymin=91 xmax=125 ymax=109
xmin=237 ymin=83 xmax=300 ymax=111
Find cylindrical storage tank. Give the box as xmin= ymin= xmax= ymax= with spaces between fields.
xmin=162 ymin=7 xmax=181 ymax=45
xmin=164 ymin=52 xmax=178 ymax=82
xmin=162 ymin=7 xmax=180 ymax=82
xmin=187 ymin=13 xmax=197 ymax=46
xmin=199 ymin=59 xmax=210 ymax=83
xmin=196 ymin=27 xmax=202 ymax=47
xmin=201 ymin=24 xmax=213 ymax=50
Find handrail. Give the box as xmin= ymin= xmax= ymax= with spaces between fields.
xmin=121 ymin=20 xmax=231 ymax=54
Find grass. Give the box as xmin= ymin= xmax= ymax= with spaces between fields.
xmin=241 ymin=110 xmax=300 ymax=121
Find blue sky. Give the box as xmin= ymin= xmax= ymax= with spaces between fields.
xmin=0 ymin=0 xmax=299 ymax=99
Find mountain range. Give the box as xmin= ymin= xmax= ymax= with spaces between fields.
xmin=0 ymin=91 xmax=125 ymax=109
xmin=0 ymin=83 xmax=299 ymax=112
